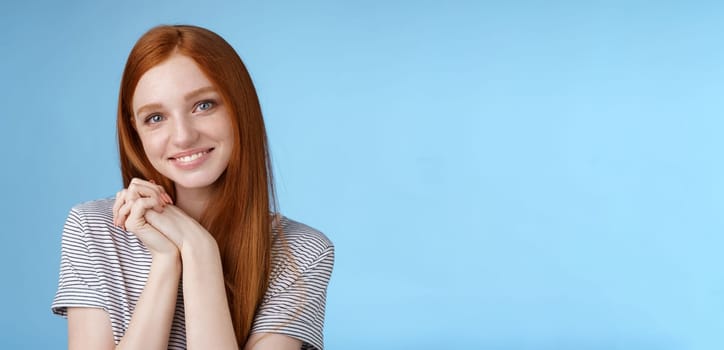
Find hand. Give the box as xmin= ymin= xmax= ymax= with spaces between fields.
xmin=144 ymin=205 xmax=215 ymax=253
xmin=113 ymin=178 xmax=177 ymax=257
xmin=113 ymin=178 xmax=173 ymax=230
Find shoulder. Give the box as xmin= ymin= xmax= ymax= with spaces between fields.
xmin=273 ymin=216 xmax=334 ymax=262
xmin=63 ymin=197 xmax=114 ymax=236
xmin=275 ymin=216 xmax=333 ymax=249
xmin=69 ymin=197 xmax=115 ymax=219
xmin=62 ymin=196 xmax=136 ymax=249
xmin=255 ymin=217 xmax=334 ymax=349
xmin=267 ymin=216 xmax=334 ymax=287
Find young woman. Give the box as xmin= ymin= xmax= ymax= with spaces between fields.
xmin=51 ymin=25 xmax=334 ymax=350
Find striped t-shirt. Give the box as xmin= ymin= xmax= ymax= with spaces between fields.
xmin=51 ymin=198 xmax=334 ymax=350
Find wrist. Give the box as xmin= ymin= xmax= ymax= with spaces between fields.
xmin=180 ymin=232 xmax=220 ymax=263
xmin=151 ymin=250 xmax=181 ymax=271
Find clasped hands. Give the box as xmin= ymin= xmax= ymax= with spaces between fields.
xmin=112 ymin=178 xmax=208 ymax=258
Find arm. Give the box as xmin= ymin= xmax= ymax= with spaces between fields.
xmin=181 ymin=231 xmax=239 ymax=349
xmin=111 ymin=178 xmax=238 ymax=348
xmin=144 ymin=205 xmax=238 ymax=349
xmin=146 ymin=206 xmax=306 ymax=350
xmin=65 ymin=179 xmax=182 ymax=349
xmin=67 ymin=254 xmax=180 ymax=350
xmin=117 ymin=253 xmax=181 ymax=349
xmin=245 ymin=333 xmax=302 ymax=350
xmin=249 ymin=236 xmax=334 ymax=350
xmin=67 ymin=308 xmax=114 ymax=350
xmin=67 ymin=181 xmax=181 ymax=350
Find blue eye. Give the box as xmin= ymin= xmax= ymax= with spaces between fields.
xmin=196 ymin=100 xmax=215 ymax=112
xmin=145 ymin=114 xmax=164 ymax=124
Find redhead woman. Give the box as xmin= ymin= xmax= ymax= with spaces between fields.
xmin=51 ymin=25 xmax=334 ymax=350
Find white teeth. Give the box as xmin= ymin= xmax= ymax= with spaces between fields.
xmin=176 ymin=151 xmax=207 ymax=163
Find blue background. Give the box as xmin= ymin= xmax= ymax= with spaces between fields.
xmin=1 ymin=1 xmax=723 ymax=349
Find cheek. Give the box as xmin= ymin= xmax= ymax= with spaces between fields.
xmin=223 ymin=115 xmax=235 ymax=141
xmin=223 ymin=125 xmax=235 ymax=145
xmin=210 ymin=114 xmax=235 ymax=144
xmin=138 ymin=131 xmax=167 ymax=160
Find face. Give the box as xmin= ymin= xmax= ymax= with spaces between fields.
xmin=131 ymin=53 xmax=234 ymax=196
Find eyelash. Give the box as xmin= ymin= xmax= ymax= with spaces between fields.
xmin=195 ymin=100 xmax=216 ymax=112
xmin=145 ymin=114 xmax=164 ymax=124
xmin=143 ymin=100 xmax=217 ymax=125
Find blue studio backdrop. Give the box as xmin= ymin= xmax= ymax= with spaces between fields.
xmin=1 ymin=1 xmax=723 ymax=349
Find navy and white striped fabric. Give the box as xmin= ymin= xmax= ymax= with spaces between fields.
xmin=51 ymin=198 xmax=334 ymax=350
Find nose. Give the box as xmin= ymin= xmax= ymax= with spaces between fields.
xmin=171 ymin=115 xmax=199 ymax=148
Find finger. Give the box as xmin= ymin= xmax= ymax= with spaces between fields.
xmin=129 ymin=178 xmax=172 ymax=204
xmin=147 ymin=179 xmax=173 ymax=204
xmin=131 ymin=177 xmax=164 ymax=192
xmin=118 ymin=197 xmax=165 ymax=231
xmin=116 ymin=178 xmax=171 ymax=229
xmin=155 ymin=185 xmax=173 ymax=204
xmin=117 ymin=199 xmax=134 ymax=231
xmin=117 ymin=198 xmax=162 ymax=231
xmin=125 ymin=197 xmax=166 ymax=233
xmin=147 ymin=179 xmax=173 ymax=203
xmin=127 ymin=184 xmax=168 ymax=209
xmin=156 ymin=190 xmax=172 ymax=204
xmin=162 ymin=192 xmax=173 ymax=205
xmin=128 ymin=181 xmax=162 ymax=199
xmin=144 ymin=206 xmax=183 ymax=248
xmin=112 ymin=190 xmax=127 ymax=227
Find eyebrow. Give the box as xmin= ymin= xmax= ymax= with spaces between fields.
xmin=135 ymin=86 xmax=218 ymax=118
xmin=184 ymin=86 xmax=217 ymax=102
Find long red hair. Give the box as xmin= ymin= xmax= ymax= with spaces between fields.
xmin=116 ymin=25 xmax=275 ymax=344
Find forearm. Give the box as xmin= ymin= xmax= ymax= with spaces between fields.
xmin=117 ymin=254 xmax=181 ymax=350
xmin=181 ymin=235 xmax=238 ymax=349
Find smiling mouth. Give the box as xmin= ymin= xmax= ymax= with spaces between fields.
xmin=170 ymin=148 xmax=214 ymax=163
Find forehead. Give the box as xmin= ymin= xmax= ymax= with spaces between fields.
xmin=132 ymin=54 xmax=215 ymax=111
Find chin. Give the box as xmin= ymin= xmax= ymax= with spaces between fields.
xmin=165 ymin=172 xmax=224 ymax=191
xmin=177 ymin=178 xmax=219 ymax=189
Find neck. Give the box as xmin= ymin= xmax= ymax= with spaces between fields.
xmin=174 ymin=185 xmax=212 ymax=222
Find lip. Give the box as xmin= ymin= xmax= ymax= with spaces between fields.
xmin=169 ymin=148 xmax=214 ymax=171
xmin=168 ymin=148 xmax=214 ymax=160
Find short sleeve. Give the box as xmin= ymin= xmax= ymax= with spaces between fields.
xmin=51 ymin=207 xmax=107 ymax=316
xmin=251 ymin=243 xmax=335 ymax=350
